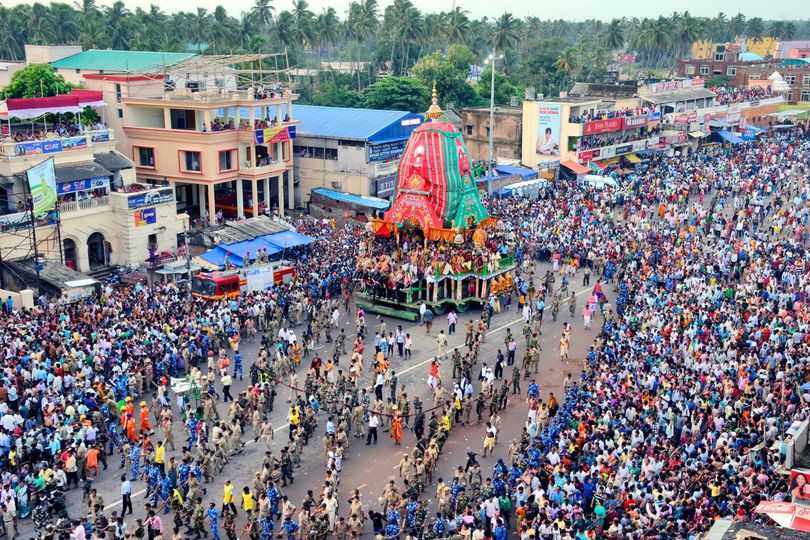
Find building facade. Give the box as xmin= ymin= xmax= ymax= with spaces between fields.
xmin=460 ymin=106 xmax=522 ymax=163
xmin=0 ymin=126 xmax=183 ymax=273
xmin=291 ymin=105 xmax=423 ymax=201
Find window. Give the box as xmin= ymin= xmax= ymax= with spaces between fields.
xmin=485 ymin=126 xmax=490 ymax=137
xmin=115 ymin=83 xmax=122 ymax=103
xmin=803 ymin=75 xmax=810 ymax=86
xmin=466 ymin=125 xmax=473 ymax=135
xmin=218 ymin=150 xmax=235 ymax=172
xmin=294 ymin=145 xmax=337 ymax=160
xmin=714 ymin=52 xmax=725 ymax=61
xmin=181 ymin=151 xmax=202 ymax=172
xmin=685 ymin=65 xmax=695 ymax=75
xmin=726 ymin=66 xmax=737 ymax=77
xmin=135 ymin=147 xmax=155 ymax=168
xmin=700 ymin=65 xmax=710 ymax=75
xmin=117 ymin=108 xmax=123 ymax=119
xmin=785 ymin=75 xmax=796 ymax=85
xmin=802 ymin=91 xmax=810 ymax=102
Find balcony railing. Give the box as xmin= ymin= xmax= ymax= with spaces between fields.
xmin=60 ymin=196 xmax=110 ymax=213
xmin=0 ymin=129 xmax=114 ymax=158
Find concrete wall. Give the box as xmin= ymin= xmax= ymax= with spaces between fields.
xmin=24 ymin=45 xmax=82 ymax=65
xmin=461 ymin=109 xmax=522 ymax=162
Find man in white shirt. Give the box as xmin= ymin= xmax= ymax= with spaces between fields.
xmin=366 ymin=413 xmax=379 ymax=445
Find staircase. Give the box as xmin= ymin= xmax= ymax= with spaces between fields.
xmin=87 ymin=265 xmax=115 ymax=282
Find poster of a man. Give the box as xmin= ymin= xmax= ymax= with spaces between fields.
xmin=536 ymin=103 xmax=561 ymax=157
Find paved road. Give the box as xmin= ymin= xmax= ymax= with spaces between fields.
xmin=36 ymin=262 xmax=607 ymax=538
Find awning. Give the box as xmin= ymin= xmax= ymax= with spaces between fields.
xmin=717 ymin=130 xmax=744 ymax=144
xmin=560 ymin=160 xmax=590 ymax=175
xmin=220 ymin=238 xmax=282 ymax=260
xmin=94 ymin=151 xmax=133 ymax=172
xmin=688 ymin=131 xmax=706 ymax=138
xmin=199 ymin=246 xmax=238 ymax=268
xmin=623 ymin=153 xmax=641 ymax=164
xmin=493 ymin=164 xmax=539 ymax=180
xmin=54 ymin=162 xmax=113 ymax=183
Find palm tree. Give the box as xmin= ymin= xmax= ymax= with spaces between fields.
xmin=274 ymin=11 xmax=296 ymax=50
xmin=553 ymin=47 xmax=578 ymax=87
xmin=711 ymin=12 xmax=728 ymax=42
xmin=251 ymin=0 xmax=275 ymax=32
xmin=105 ymin=1 xmax=129 ymax=28
xmin=0 ymin=7 xmax=26 ymax=60
xmin=601 ymin=18 xmax=625 ymax=51
xmin=291 ymin=0 xmax=315 ymax=50
xmin=347 ymin=0 xmax=378 ymax=85
xmin=51 ymin=3 xmax=81 ymax=44
xmin=728 ymin=13 xmax=746 ymax=40
xmin=398 ymin=5 xmax=423 ymax=76
xmin=210 ymin=6 xmax=236 ymax=53
xmin=74 ymin=0 xmax=99 ymax=25
xmin=674 ymin=12 xmax=700 ymax=62
xmin=492 ymin=13 xmax=520 ymax=54
xmin=446 ymin=7 xmax=470 ymax=46
xmin=781 ymin=22 xmax=797 ymax=41
xmin=243 ymin=35 xmax=266 ymax=53
xmin=746 ymin=17 xmax=764 ymax=42
xmin=192 ymin=8 xmax=210 ymax=49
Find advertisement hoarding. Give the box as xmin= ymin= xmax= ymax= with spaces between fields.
xmin=128 ymin=188 xmax=174 ymax=209
xmin=623 ymin=115 xmax=647 ymax=129
xmin=254 ymin=126 xmax=297 ymax=145
xmin=583 ymin=117 xmax=624 ymax=135
xmin=27 ymin=158 xmax=57 ymax=218
xmin=134 ymin=207 xmax=157 ymax=227
xmin=15 ymin=140 xmax=63 ymax=156
xmin=791 ymin=469 xmax=810 ymax=506
xmin=57 ymin=176 xmax=109 ymax=194
xmin=535 ymin=103 xmax=562 ymax=157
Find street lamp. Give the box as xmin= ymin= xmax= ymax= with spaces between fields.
xmin=485 ymin=52 xmax=503 ymax=174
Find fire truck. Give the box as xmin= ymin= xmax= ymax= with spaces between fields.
xmin=191 ymin=262 xmax=295 ymax=300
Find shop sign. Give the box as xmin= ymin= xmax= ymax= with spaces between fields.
xmin=583 ymin=117 xmax=624 ymax=135
xmin=623 ymin=115 xmax=647 ymax=129
xmin=368 ymin=140 xmax=407 ymax=162
xmin=14 ymin=140 xmax=63 ymax=156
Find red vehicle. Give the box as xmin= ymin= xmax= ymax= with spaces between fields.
xmin=191 ymin=263 xmax=295 ymax=300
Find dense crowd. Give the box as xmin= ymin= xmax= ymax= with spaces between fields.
xmin=3 ymin=122 xmax=108 ymax=143
xmin=712 ymin=86 xmax=773 ymax=106
xmin=0 ymin=124 xmax=809 ymax=540
xmin=568 ymin=106 xmax=656 ymax=124
xmin=576 ymin=124 xmax=662 ymax=151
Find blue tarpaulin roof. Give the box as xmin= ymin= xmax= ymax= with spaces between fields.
xmin=264 ymin=230 xmax=316 ymax=249
xmin=717 ymin=130 xmax=744 ymax=144
xmin=312 ymin=188 xmax=390 ymax=211
xmin=199 ymin=246 xmax=240 ymax=268
xmin=199 ymin=230 xmax=316 ymax=268
xmin=494 ymin=165 xmax=539 ymax=180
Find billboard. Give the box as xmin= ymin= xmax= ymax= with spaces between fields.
xmin=791 ymin=469 xmax=810 ymax=506
xmin=27 ymin=158 xmax=57 ymax=218
xmin=128 ymin=188 xmax=174 ymax=209
xmin=583 ymin=117 xmax=624 ymax=135
xmin=134 ymin=208 xmax=157 ymax=227
xmin=15 ymin=139 xmax=63 ymax=156
xmin=254 ymin=126 xmax=297 ymax=145
xmin=535 ymin=103 xmax=561 ymax=157
xmin=368 ymin=140 xmax=408 ymax=162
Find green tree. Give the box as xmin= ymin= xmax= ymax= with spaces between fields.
xmin=362 ymin=76 xmax=429 ymax=111
xmin=746 ymin=17 xmax=764 ymax=41
xmin=446 ymin=7 xmax=470 ymax=45
xmin=492 ymin=13 xmax=520 ymax=53
xmin=601 ymin=19 xmax=625 ymax=51
xmin=728 ymin=13 xmax=746 ymax=38
xmin=475 ymin=67 xmax=519 ymax=106
xmin=1 ymin=64 xmax=74 ymax=99
xmin=412 ymin=45 xmax=482 ymax=108
xmin=251 ymin=0 xmax=275 ymax=31
xmin=310 ymin=82 xmax=363 ymax=107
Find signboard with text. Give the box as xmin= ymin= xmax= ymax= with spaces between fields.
xmin=368 ymin=140 xmax=408 ymax=162
xmin=583 ymin=117 xmax=624 ymax=135
xmin=15 ymin=140 xmax=63 ymax=156
xmin=535 ymin=103 xmax=562 ymax=157
xmin=127 ymin=188 xmax=174 ymax=209
xmin=623 ymin=115 xmax=647 ymax=129
xmin=58 ymin=176 xmax=109 ymax=194
xmin=254 ymin=126 xmax=297 ymax=145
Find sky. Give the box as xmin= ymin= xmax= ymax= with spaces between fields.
xmin=6 ymin=0 xmax=808 ymax=21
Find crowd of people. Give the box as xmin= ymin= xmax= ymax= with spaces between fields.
xmin=711 ymin=85 xmax=773 ymax=106
xmin=568 ymin=106 xmax=657 ymax=125
xmin=576 ymin=124 xmax=662 ymax=152
xmin=0 ymin=122 xmax=808 ymax=540
xmin=3 ymin=121 xmax=108 ymax=143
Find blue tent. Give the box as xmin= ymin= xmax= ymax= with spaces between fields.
xmin=220 ymin=238 xmax=282 ymax=260
xmin=717 ymin=130 xmax=744 ymax=144
xmin=199 ymin=246 xmax=240 ymax=268
xmin=265 ymin=230 xmax=316 ymax=249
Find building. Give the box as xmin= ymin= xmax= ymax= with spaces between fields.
xmin=460 ymin=106 xmax=522 ymax=162
xmin=742 ymin=61 xmax=810 ymax=104
xmin=75 ymin=54 xmax=299 ymax=221
xmin=291 ymin=105 xmax=423 ymax=200
xmin=521 ymin=96 xmax=659 ymax=170
xmin=776 ymin=40 xmax=810 ymax=60
xmin=50 ymin=49 xmax=196 ymax=85
xmin=0 ymin=95 xmax=184 ymax=275
xmin=677 ymin=58 xmax=751 ymax=87
xmin=690 ymin=38 xmax=778 ymax=61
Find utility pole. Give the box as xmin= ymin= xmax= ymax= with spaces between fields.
xmin=486 ymin=52 xmax=503 ymax=174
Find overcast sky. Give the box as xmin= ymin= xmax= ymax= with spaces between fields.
xmin=7 ymin=0 xmax=809 ymax=22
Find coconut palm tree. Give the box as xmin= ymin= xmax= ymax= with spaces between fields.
xmin=398 ymin=5 xmax=423 ymax=76
xmin=746 ymin=17 xmax=764 ymax=42
xmin=446 ymin=7 xmax=470 ymax=46
xmin=291 ymin=0 xmax=315 ymax=50
xmin=251 ymin=0 xmax=275 ymax=32
xmin=492 ymin=13 xmax=520 ymax=54
xmin=105 ymin=1 xmax=129 ymax=28
xmin=27 ymin=3 xmax=57 ymax=45
xmin=51 ymin=3 xmax=81 ymax=44
xmin=728 ymin=13 xmax=746 ymax=40
xmin=275 ymin=11 xmax=297 ymax=50
xmin=0 ymin=7 xmax=26 ymax=60
xmin=601 ymin=18 xmax=625 ymax=51
xmin=674 ymin=12 xmax=700 ymax=62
